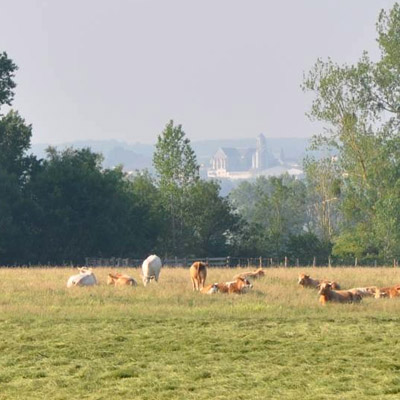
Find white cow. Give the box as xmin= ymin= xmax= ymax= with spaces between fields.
xmin=67 ymin=267 xmax=97 ymax=288
xmin=141 ymin=255 xmax=162 ymax=286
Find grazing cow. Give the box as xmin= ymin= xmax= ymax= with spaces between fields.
xmin=107 ymin=273 xmax=137 ymax=287
xmin=348 ymin=286 xmax=378 ymax=298
xmin=318 ymin=282 xmax=362 ymax=305
xmin=217 ymin=277 xmax=253 ymax=294
xmin=298 ymin=273 xmax=341 ymax=290
xmin=190 ymin=261 xmax=207 ymax=291
xmin=200 ymin=283 xmax=219 ymax=294
xmin=141 ymin=255 xmax=162 ymax=286
xmin=375 ymin=285 xmax=400 ymax=299
xmin=67 ymin=267 xmax=97 ymax=288
xmin=233 ymin=267 xmax=265 ymax=280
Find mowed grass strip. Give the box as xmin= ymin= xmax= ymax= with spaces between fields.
xmin=1 ymin=267 xmax=400 ymax=399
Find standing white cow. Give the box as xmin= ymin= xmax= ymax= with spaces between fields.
xmin=141 ymin=255 xmax=162 ymax=286
xmin=67 ymin=267 xmax=97 ymax=288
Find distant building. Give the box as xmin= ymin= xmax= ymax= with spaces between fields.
xmin=207 ymin=133 xmax=303 ymax=180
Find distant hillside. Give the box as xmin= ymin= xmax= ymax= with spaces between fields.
xmin=30 ymin=137 xmax=311 ymax=171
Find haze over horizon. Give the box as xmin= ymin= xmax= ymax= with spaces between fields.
xmin=1 ymin=0 xmax=397 ymax=145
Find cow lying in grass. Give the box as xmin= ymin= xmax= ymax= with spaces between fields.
xmin=298 ymin=273 xmax=340 ymax=290
xmin=201 ymin=277 xmax=253 ymax=294
xmin=190 ymin=261 xmax=207 ymax=291
xmin=348 ymin=286 xmax=378 ymax=298
xmin=200 ymin=283 xmax=219 ymax=294
xmin=318 ymin=282 xmax=362 ymax=305
xmin=375 ymin=285 xmax=400 ymax=298
xmin=107 ymin=273 xmax=137 ymax=287
xmin=67 ymin=267 xmax=97 ymax=288
xmin=233 ymin=267 xmax=265 ymax=280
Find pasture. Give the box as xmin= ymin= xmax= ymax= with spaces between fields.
xmin=1 ymin=267 xmax=400 ymax=399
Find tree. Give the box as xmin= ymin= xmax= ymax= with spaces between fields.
xmin=153 ymin=120 xmax=199 ymax=255
xmin=184 ymin=180 xmax=239 ymax=256
xmin=302 ymin=3 xmax=400 ymax=262
xmin=29 ymin=147 xmax=155 ymax=264
xmin=0 ymin=52 xmax=17 ymax=110
xmin=230 ymin=175 xmax=308 ymax=257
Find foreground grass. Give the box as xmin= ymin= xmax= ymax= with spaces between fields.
xmin=1 ymin=267 xmax=400 ymax=399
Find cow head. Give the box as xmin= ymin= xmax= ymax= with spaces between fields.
xmin=298 ymin=274 xmax=309 ymax=286
xmin=318 ymin=282 xmax=331 ymax=295
xmin=237 ymin=277 xmax=253 ymax=292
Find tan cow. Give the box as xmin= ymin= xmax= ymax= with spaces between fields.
xmin=190 ymin=261 xmax=207 ymax=291
xmin=107 ymin=273 xmax=137 ymax=287
xmin=375 ymin=285 xmax=400 ymax=299
xmin=233 ymin=267 xmax=265 ymax=280
xmin=348 ymin=286 xmax=378 ymax=298
xmin=217 ymin=277 xmax=253 ymax=294
xmin=298 ymin=273 xmax=340 ymax=290
xmin=200 ymin=283 xmax=219 ymax=294
xmin=318 ymin=282 xmax=362 ymax=305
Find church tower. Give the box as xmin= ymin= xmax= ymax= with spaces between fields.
xmin=254 ymin=133 xmax=267 ymax=170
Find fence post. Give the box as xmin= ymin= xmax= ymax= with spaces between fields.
xmin=296 ymin=258 xmax=299 ymax=267
xmin=226 ymin=256 xmax=231 ymax=268
xmin=374 ymin=260 xmax=377 ymax=267
xmin=312 ymin=257 xmax=316 ymax=267
xmin=328 ymin=256 xmax=332 ymax=268
xmin=270 ymin=258 xmax=273 ymax=267
xmin=284 ymin=256 xmax=288 ymax=268
xmin=259 ymin=256 xmax=262 ymax=268
xmin=355 ymin=257 xmax=358 ymax=267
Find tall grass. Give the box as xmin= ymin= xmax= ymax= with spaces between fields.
xmin=1 ymin=266 xmax=400 ymax=399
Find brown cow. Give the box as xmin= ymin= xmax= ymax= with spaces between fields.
xmin=233 ymin=267 xmax=265 ymax=280
xmin=318 ymin=282 xmax=362 ymax=305
xmin=298 ymin=273 xmax=340 ymax=290
xmin=190 ymin=261 xmax=208 ymax=291
xmin=200 ymin=283 xmax=219 ymax=294
xmin=217 ymin=277 xmax=253 ymax=294
xmin=375 ymin=285 xmax=400 ymax=299
xmin=107 ymin=273 xmax=137 ymax=287
xmin=348 ymin=286 xmax=378 ymax=298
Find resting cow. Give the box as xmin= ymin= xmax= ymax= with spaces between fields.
xmin=348 ymin=286 xmax=378 ymax=298
xmin=233 ymin=267 xmax=265 ymax=280
xmin=142 ymin=255 xmax=162 ymax=286
xmin=107 ymin=273 xmax=137 ymax=287
xmin=375 ymin=285 xmax=400 ymax=299
xmin=318 ymin=282 xmax=362 ymax=305
xmin=217 ymin=277 xmax=253 ymax=294
xmin=200 ymin=283 xmax=219 ymax=294
xmin=298 ymin=273 xmax=340 ymax=290
xmin=67 ymin=267 xmax=97 ymax=288
xmin=190 ymin=261 xmax=207 ymax=291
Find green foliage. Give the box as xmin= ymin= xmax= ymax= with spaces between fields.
xmin=230 ymin=175 xmax=308 ymax=257
xmin=303 ymin=2 xmax=400 ymax=262
xmin=0 ymin=51 xmax=17 ymax=109
xmin=183 ymin=180 xmax=239 ymax=256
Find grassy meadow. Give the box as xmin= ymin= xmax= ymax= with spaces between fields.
xmin=1 ymin=266 xmax=400 ymax=399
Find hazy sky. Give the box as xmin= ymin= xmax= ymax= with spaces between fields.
xmin=0 ymin=0 xmax=397 ymax=144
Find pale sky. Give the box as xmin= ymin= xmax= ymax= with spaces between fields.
xmin=0 ymin=0 xmax=397 ymax=144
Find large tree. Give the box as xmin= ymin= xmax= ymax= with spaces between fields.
xmin=302 ymin=3 xmax=400 ymax=262
xmin=153 ymin=120 xmax=199 ymax=255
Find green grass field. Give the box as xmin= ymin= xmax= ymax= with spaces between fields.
xmin=1 ymin=266 xmax=400 ymax=399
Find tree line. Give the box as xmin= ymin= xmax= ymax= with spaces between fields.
xmin=1 ymin=3 xmax=400 ymax=265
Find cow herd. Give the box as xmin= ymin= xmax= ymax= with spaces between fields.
xmin=66 ymin=257 xmax=400 ymax=304
xmin=298 ymin=273 xmax=400 ymax=304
